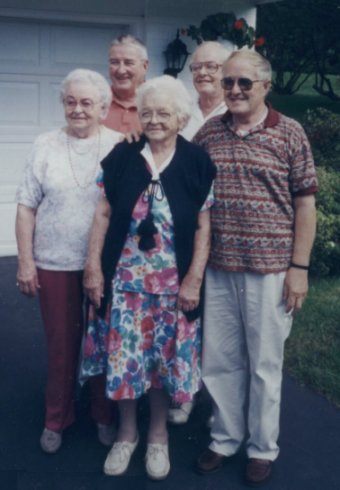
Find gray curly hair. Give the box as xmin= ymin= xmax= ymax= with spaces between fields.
xmin=136 ymin=75 xmax=192 ymax=128
xmin=60 ymin=68 xmax=112 ymax=109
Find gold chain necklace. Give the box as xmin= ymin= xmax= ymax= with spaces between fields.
xmin=66 ymin=129 xmax=101 ymax=189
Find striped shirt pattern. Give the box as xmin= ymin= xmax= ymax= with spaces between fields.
xmin=193 ymin=107 xmax=318 ymax=274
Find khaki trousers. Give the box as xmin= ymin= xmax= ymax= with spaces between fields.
xmin=202 ymin=267 xmax=293 ymax=461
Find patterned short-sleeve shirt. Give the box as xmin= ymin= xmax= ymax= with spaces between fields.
xmin=193 ymin=106 xmax=318 ymax=274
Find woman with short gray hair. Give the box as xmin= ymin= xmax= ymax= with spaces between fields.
xmin=60 ymin=68 xmax=113 ymax=109
xmin=80 ymin=75 xmax=216 ymax=479
xmin=136 ymin=75 xmax=192 ymax=128
xmin=15 ymin=68 xmax=122 ymax=454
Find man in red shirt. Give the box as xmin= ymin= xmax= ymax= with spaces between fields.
xmin=104 ymin=35 xmax=149 ymax=134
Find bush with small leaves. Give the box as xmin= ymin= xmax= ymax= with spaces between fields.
xmin=310 ymin=166 xmax=340 ymax=276
xmin=303 ymin=108 xmax=340 ymax=170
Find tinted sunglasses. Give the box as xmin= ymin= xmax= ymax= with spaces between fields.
xmin=221 ymin=77 xmax=266 ymax=91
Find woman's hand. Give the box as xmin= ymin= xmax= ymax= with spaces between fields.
xmin=177 ymin=209 xmax=211 ymax=313
xmin=15 ymin=204 xmax=39 ymax=297
xmin=178 ymin=274 xmax=201 ymax=312
xmin=83 ymin=264 xmax=104 ymax=309
xmin=83 ymin=196 xmax=112 ymax=309
xmin=16 ymin=258 xmax=40 ymax=297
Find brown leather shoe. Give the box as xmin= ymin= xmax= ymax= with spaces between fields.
xmin=196 ymin=448 xmax=227 ymax=474
xmin=245 ymin=458 xmax=272 ymax=486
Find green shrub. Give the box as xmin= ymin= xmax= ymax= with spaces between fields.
xmin=310 ymin=167 xmax=340 ymax=276
xmin=303 ymin=107 xmax=340 ymax=169
xmin=300 ymin=108 xmax=340 ymax=276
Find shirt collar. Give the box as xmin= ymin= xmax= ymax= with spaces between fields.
xmin=221 ymin=102 xmax=280 ymax=129
xmin=197 ymin=99 xmax=227 ymax=117
xmin=111 ymin=89 xmax=138 ymax=110
xmin=140 ymin=142 xmax=175 ymax=180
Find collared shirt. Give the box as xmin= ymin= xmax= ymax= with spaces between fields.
xmin=193 ymin=106 xmax=318 ymax=274
xmin=181 ymin=100 xmax=227 ymax=141
xmin=104 ymin=91 xmax=142 ymax=134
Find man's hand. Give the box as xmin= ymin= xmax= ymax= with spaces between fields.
xmin=124 ymin=130 xmax=142 ymax=144
xmin=283 ymin=267 xmax=308 ymax=314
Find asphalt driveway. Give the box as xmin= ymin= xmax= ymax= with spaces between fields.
xmin=1 ymin=256 xmax=340 ymax=490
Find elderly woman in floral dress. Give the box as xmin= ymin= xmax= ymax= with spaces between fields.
xmin=15 ymin=69 xmax=122 ymax=454
xmin=80 ymin=75 xmax=216 ymax=479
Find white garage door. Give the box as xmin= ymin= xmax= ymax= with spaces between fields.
xmin=0 ymin=17 xmax=128 ymax=256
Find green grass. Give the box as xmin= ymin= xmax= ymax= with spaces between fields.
xmin=285 ymin=73 xmax=339 ymax=97
xmin=274 ymin=75 xmax=340 ymax=406
xmin=268 ymin=94 xmax=340 ymax=122
xmin=284 ymin=276 xmax=340 ymax=407
xmin=268 ymin=73 xmax=340 ymax=122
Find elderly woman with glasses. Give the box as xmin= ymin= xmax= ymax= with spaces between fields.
xmin=15 ymin=68 xmax=122 ymax=454
xmin=80 ymin=75 xmax=216 ymax=479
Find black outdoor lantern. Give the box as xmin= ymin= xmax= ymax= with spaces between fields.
xmin=163 ymin=30 xmax=189 ymax=78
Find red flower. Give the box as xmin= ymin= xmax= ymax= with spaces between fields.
xmin=141 ymin=316 xmax=154 ymax=335
xmin=114 ymin=382 xmax=134 ymax=399
xmin=234 ymin=19 xmax=245 ymax=30
xmin=83 ymin=334 xmax=95 ymax=357
xmin=141 ymin=316 xmax=155 ymax=350
xmin=108 ymin=329 xmax=122 ymax=352
xmin=162 ymin=338 xmax=175 ymax=360
xmin=255 ymin=36 xmax=265 ymax=47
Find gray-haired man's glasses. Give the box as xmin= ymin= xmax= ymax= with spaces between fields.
xmin=189 ymin=62 xmax=222 ymax=75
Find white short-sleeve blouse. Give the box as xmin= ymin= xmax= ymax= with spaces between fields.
xmin=16 ymin=126 xmax=122 ymax=271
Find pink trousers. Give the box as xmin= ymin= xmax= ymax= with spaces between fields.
xmin=37 ymin=268 xmax=113 ymax=432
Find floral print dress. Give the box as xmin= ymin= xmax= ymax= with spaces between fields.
xmin=80 ymin=143 xmax=213 ymax=402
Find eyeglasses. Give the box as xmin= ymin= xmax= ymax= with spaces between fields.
xmin=140 ymin=111 xmax=173 ymax=123
xmin=221 ymin=77 xmax=266 ymax=91
xmin=189 ymin=62 xmax=222 ymax=75
xmin=63 ymin=98 xmax=100 ymax=111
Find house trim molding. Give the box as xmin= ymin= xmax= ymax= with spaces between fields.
xmin=0 ymin=7 xmax=145 ymax=37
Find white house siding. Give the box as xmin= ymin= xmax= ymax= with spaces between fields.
xmin=0 ymin=0 xmax=259 ymax=256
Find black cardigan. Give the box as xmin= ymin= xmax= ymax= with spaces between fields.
xmin=97 ymin=134 xmax=216 ymax=320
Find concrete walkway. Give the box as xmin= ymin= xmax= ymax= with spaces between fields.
xmin=1 ymin=256 xmax=340 ymax=490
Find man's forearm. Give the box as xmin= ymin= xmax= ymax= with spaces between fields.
xmin=291 ymin=194 xmax=317 ymax=266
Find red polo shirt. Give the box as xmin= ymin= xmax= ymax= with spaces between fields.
xmin=104 ymin=92 xmax=142 ymax=134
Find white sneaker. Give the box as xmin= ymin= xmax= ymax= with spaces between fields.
xmin=167 ymin=401 xmax=194 ymax=425
xmin=103 ymin=435 xmax=139 ymax=475
xmin=40 ymin=428 xmax=62 ymax=454
xmin=97 ymin=423 xmax=115 ymax=446
xmin=145 ymin=443 xmax=170 ymax=480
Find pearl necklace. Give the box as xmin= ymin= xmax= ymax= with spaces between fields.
xmin=68 ymin=135 xmax=98 ymax=155
xmin=66 ymin=129 xmax=101 ymax=189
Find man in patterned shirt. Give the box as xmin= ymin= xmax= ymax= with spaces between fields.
xmin=195 ymin=50 xmax=318 ymax=486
